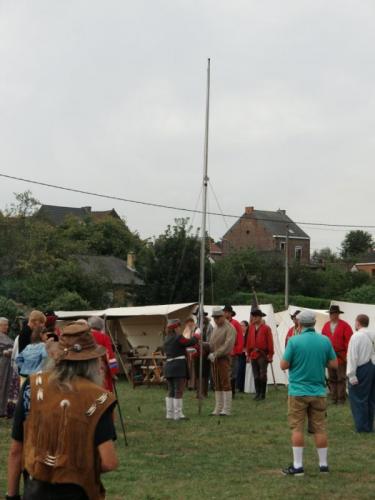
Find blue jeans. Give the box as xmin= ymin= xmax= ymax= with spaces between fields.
xmin=348 ymin=361 xmax=375 ymax=433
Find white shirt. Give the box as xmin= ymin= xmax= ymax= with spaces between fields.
xmin=346 ymin=328 xmax=375 ymax=384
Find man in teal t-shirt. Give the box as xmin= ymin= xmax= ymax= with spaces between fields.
xmin=280 ymin=310 xmax=337 ymax=476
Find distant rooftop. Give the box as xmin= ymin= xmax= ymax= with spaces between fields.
xmin=37 ymin=205 xmax=120 ymax=225
xmin=223 ymin=207 xmax=310 ymax=240
xmin=75 ymin=255 xmax=144 ymax=286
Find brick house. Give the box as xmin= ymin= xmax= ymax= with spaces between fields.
xmin=218 ymin=206 xmax=310 ymax=264
xmin=352 ymin=253 xmax=375 ymax=277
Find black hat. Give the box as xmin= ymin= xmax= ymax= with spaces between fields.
xmin=328 ymin=305 xmax=344 ymax=315
xmin=223 ymin=305 xmax=236 ymax=317
xmin=251 ymin=308 xmax=266 ymax=317
xmin=290 ymin=310 xmax=301 ymax=319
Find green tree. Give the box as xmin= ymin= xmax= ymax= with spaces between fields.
xmin=137 ymin=219 xmax=204 ymax=305
xmin=341 ymin=230 xmax=374 ymax=259
xmin=0 ymin=296 xmax=23 ymax=338
xmin=311 ymin=247 xmax=338 ymax=265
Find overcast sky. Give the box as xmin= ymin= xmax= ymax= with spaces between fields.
xmin=1 ymin=0 xmax=375 ymax=252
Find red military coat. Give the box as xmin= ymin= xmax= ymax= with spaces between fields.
xmin=246 ymin=323 xmax=274 ymax=362
xmin=92 ymin=329 xmax=119 ymax=392
xmin=230 ymin=318 xmax=244 ymax=356
xmin=322 ymin=319 xmax=353 ymax=365
xmin=285 ymin=326 xmax=301 ymax=347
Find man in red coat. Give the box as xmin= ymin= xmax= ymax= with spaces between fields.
xmin=322 ymin=305 xmax=353 ymax=404
xmin=246 ymin=308 xmax=274 ymax=401
xmin=223 ymin=305 xmax=244 ymax=398
xmin=88 ymin=316 xmax=119 ymax=393
xmin=285 ymin=310 xmax=301 ymax=347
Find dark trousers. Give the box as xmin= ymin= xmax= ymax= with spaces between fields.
xmin=328 ymin=363 xmax=347 ymax=402
xmin=251 ymin=357 xmax=268 ymax=383
xmin=237 ymin=353 xmax=247 ymax=392
xmin=167 ymin=378 xmax=186 ymax=399
xmin=24 ymin=478 xmax=87 ymax=500
xmin=348 ymin=361 xmax=375 ymax=433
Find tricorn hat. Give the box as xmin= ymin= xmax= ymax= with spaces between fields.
xmin=47 ymin=321 xmax=106 ymax=363
xmin=328 ymin=305 xmax=344 ymax=315
xmin=290 ymin=310 xmax=301 ymax=319
xmin=223 ymin=305 xmax=236 ymax=316
xmin=251 ymin=308 xmax=266 ymax=317
xmin=167 ymin=318 xmax=181 ymax=330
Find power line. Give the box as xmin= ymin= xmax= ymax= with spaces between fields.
xmin=1 ymin=172 xmax=375 ymax=230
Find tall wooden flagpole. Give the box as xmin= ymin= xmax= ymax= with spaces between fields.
xmin=198 ymin=58 xmax=211 ymax=415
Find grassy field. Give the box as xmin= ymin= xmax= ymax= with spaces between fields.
xmin=1 ymin=382 xmax=375 ymax=499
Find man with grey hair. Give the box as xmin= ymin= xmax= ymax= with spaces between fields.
xmin=208 ymin=307 xmax=236 ymax=416
xmin=281 ymin=310 xmax=337 ymax=476
xmin=7 ymin=321 xmax=118 ymax=500
xmin=88 ymin=316 xmax=119 ymax=392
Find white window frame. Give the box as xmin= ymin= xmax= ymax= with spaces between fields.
xmin=295 ymin=246 xmax=303 ymax=261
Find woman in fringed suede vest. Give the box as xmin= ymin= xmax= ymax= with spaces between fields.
xmin=6 ymin=321 xmax=118 ymax=500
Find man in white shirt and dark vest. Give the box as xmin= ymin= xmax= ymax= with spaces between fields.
xmin=347 ymin=314 xmax=375 ymax=433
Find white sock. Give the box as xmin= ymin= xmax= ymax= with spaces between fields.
xmin=317 ymin=448 xmax=328 ymax=467
xmin=292 ymin=447 xmax=304 ymax=469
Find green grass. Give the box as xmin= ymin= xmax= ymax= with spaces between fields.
xmin=1 ymin=383 xmax=375 ymax=499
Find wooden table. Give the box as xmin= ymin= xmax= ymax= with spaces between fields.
xmin=127 ymin=355 xmax=166 ymax=388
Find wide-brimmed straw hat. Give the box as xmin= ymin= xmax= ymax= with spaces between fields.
xmin=212 ymin=306 xmax=225 ymax=317
xmin=47 ymin=321 xmax=106 ymax=363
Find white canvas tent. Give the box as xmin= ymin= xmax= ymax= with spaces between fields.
xmin=205 ymin=304 xmax=288 ymax=386
xmin=56 ymin=303 xmax=198 ymax=354
xmin=57 ymin=303 xmax=287 ymax=385
xmin=331 ymin=300 xmax=375 ymax=330
xmin=276 ymin=306 xmax=329 ymax=350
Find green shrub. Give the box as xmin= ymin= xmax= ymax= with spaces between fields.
xmin=0 ymin=296 xmax=24 ymax=338
xmin=344 ymin=284 xmax=375 ymax=304
xmin=49 ymin=291 xmax=91 ymax=311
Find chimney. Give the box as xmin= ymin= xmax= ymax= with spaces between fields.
xmin=277 ymin=209 xmax=286 ymax=216
xmin=82 ymin=206 xmax=92 ymax=214
xmin=127 ymin=252 xmax=136 ymax=270
xmin=245 ymin=206 xmax=254 ymax=215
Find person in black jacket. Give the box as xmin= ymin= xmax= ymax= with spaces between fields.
xmin=163 ymin=319 xmax=198 ymax=421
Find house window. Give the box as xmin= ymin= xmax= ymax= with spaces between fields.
xmin=372 ymin=269 xmax=375 ymax=277
xmin=295 ymin=246 xmax=302 ymax=261
xmin=280 ymin=241 xmax=285 ymax=251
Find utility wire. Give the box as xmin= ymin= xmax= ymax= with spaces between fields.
xmin=1 ymin=172 xmax=375 ymax=229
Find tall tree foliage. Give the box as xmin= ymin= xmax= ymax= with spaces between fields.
xmin=0 ymin=192 xmax=143 ymax=310
xmin=137 ymin=218 xmax=205 ymax=305
xmin=341 ymin=230 xmax=374 ymax=259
